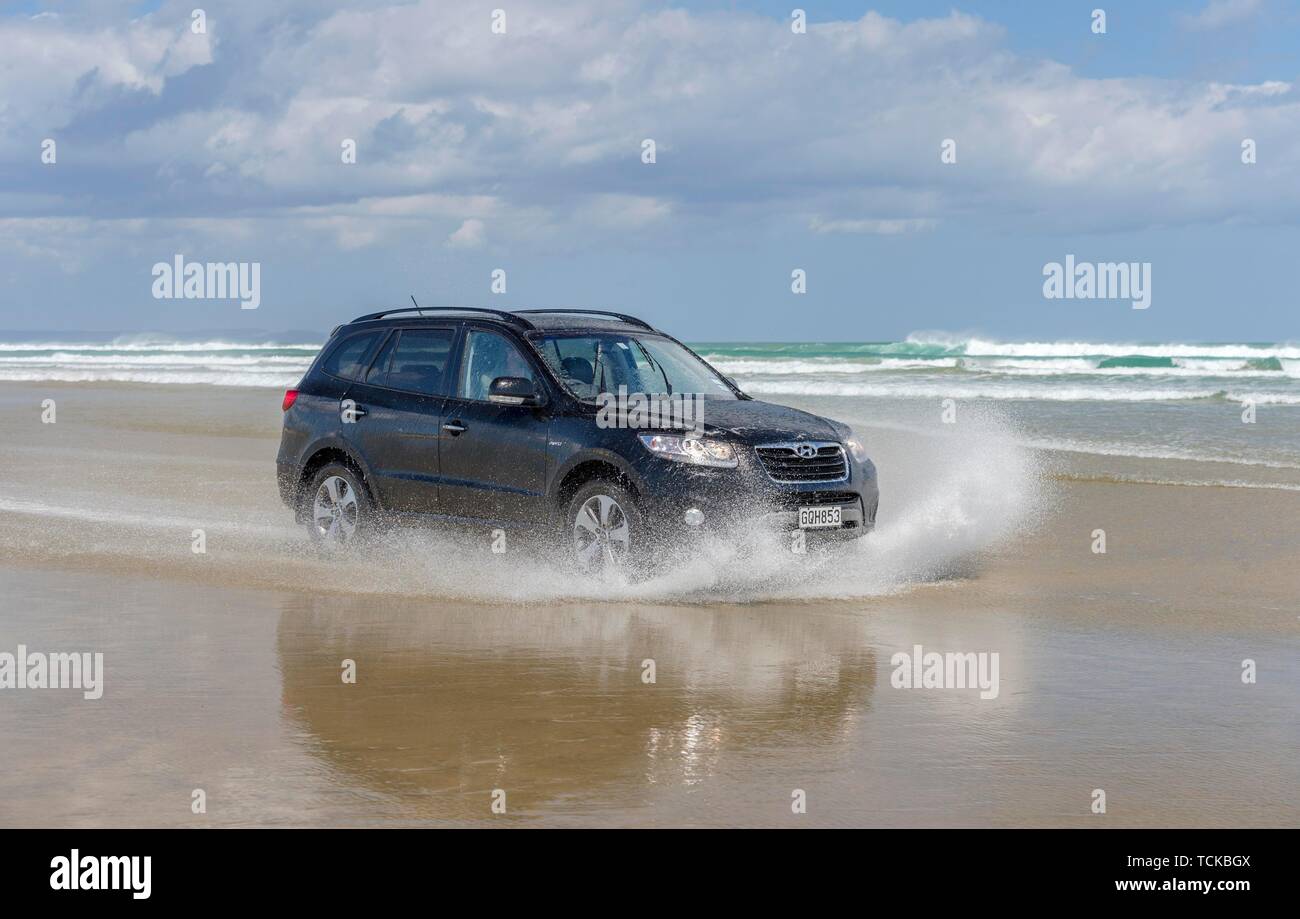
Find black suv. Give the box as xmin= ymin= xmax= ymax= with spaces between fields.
xmin=277 ymin=308 xmax=878 ymax=574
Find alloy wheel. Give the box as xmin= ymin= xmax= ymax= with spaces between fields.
xmin=312 ymin=475 xmax=360 ymax=544
xmin=572 ymin=494 xmax=631 ymax=573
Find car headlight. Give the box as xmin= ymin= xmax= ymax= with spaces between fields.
xmin=844 ymin=432 xmax=869 ymax=463
xmin=638 ymin=433 xmax=737 ymax=468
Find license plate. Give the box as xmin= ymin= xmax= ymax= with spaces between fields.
xmin=798 ymin=505 xmax=842 ymax=529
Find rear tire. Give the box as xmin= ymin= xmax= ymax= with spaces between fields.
xmin=304 ymin=463 xmax=372 ymax=548
xmin=565 ymin=480 xmax=646 ymax=580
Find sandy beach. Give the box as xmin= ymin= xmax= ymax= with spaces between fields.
xmin=0 ymin=381 xmax=1296 ymax=827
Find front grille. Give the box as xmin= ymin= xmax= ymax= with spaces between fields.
xmin=755 ymin=443 xmax=848 ymax=483
xmin=773 ymin=491 xmax=859 ymax=510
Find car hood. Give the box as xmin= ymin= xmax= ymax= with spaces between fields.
xmin=696 ymin=398 xmax=843 ymax=444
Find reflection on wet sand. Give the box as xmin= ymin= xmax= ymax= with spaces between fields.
xmin=276 ymin=596 xmax=876 ymax=822
xmin=2 ymin=383 xmax=1297 ymax=827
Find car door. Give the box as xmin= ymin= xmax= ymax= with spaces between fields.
xmin=437 ymin=327 xmax=551 ymax=523
xmin=342 ymin=325 xmax=458 ymax=514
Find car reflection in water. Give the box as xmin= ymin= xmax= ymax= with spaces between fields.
xmin=275 ymin=595 xmax=877 ymax=825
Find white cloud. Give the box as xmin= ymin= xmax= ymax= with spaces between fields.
xmin=0 ymin=14 xmax=212 ymax=143
xmin=574 ymin=195 xmax=671 ymax=230
xmin=1181 ymin=0 xmax=1262 ymax=31
xmin=447 ymin=218 xmax=486 ymax=248
xmin=809 ymin=217 xmax=937 ymax=236
xmin=5 ymin=0 xmax=1300 ymax=255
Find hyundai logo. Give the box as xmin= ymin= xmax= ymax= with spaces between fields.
xmin=795 ymin=444 xmax=818 ymax=458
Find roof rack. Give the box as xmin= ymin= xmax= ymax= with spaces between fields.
xmin=350 ymin=306 xmax=535 ymax=329
xmin=512 ymin=309 xmax=655 ymax=331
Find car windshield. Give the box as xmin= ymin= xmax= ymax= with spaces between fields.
xmin=535 ymin=333 xmax=739 ymax=402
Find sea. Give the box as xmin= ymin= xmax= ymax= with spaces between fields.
xmin=2 ymin=332 xmax=1297 ymax=490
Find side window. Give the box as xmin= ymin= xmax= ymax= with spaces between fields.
xmin=321 ymin=331 xmax=381 ymax=380
xmin=364 ymin=332 xmax=397 ymax=384
xmin=458 ymin=330 xmax=537 ymax=401
xmin=385 ymin=329 xmax=456 ymax=396
xmin=542 ymin=336 xmax=600 ymax=399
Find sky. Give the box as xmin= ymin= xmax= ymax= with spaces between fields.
xmin=0 ymin=0 xmax=1298 ymax=341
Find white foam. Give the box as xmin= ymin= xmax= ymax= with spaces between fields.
xmin=0 ymin=352 xmax=312 ymax=366
xmin=920 ymin=335 xmax=1300 ymax=360
xmin=0 ymin=369 xmax=299 ymax=387
xmin=0 ymin=340 xmax=320 ymax=352
xmin=740 ymin=379 xmax=1300 ymax=404
xmin=705 ymin=357 xmax=959 ymax=375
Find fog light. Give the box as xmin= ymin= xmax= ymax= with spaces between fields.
xmin=683 ymin=507 xmax=704 ymax=527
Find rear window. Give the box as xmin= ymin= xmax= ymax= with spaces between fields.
xmin=384 ymin=329 xmax=456 ymax=396
xmin=320 ymin=331 xmax=381 ymax=380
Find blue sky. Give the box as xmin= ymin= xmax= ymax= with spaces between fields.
xmin=0 ymin=0 xmax=1298 ymax=341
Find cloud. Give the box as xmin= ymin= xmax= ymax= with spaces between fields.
xmin=1180 ymin=0 xmax=1262 ymax=31
xmin=447 ymin=218 xmax=486 ymax=248
xmin=809 ymin=217 xmax=937 ymax=236
xmin=3 ymin=0 xmax=1300 ymax=260
xmin=0 ymin=11 xmax=212 ymax=139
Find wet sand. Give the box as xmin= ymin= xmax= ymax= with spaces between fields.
xmin=0 ymin=382 xmax=1296 ymax=826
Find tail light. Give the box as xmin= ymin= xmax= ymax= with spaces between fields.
xmin=282 ymin=389 xmax=299 ymax=412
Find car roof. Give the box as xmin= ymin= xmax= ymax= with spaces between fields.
xmin=519 ymin=314 xmax=653 ymax=333
xmin=343 ymin=307 xmax=657 ymax=335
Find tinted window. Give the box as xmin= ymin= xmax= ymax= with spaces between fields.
xmin=537 ymin=334 xmax=736 ymax=401
xmin=365 ymin=332 xmax=397 ymax=383
xmin=321 ymin=331 xmax=381 ymax=380
xmin=386 ymin=329 xmax=456 ymax=396
xmin=458 ymin=330 xmax=536 ymax=401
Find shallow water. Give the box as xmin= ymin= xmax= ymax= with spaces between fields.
xmin=0 ymin=382 xmax=1296 ymax=826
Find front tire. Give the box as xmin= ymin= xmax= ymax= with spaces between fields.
xmin=566 ymin=481 xmax=645 ymax=579
xmin=304 ymin=463 xmax=372 ymax=547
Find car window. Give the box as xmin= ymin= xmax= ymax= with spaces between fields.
xmin=321 ymin=331 xmax=381 ymax=380
xmin=458 ymin=330 xmax=536 ymax=401
xmin=385 ymin=328 xmax=456 ymax=396
xmin=537 ymin=333 xmax=737 ymax=401
xmin=364 ymin=332 xmax=397 ymax=383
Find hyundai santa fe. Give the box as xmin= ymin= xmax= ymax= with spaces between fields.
xmin=276 ymin=307 xmax=879 ymax=575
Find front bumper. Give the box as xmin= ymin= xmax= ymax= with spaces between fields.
xmin=757 ymin=498 xmax=868 ymax=534
xmin=632 ymin=445 xmax=879 ymax=540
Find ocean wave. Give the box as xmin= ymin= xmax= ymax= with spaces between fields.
xmin=703 ymin=357 xmax=960 ymax=374
xmin=739 ymin=379 xmax=1300 ymax=403
xmin=905 ymin=333 xmax=1300 ymax=361
xmin=961 ymin=361 xmax=1300 ymax=379
xmin=0 ymin=352 xmax=313 ymax=367
xmin=713 ymin=355 xmax=1300 ymax=378
xmin=0 ymin=369 xmax=300 ymax=387
xmin=0 ymin=340 xmax=320 ymax=353
xmin=3 ymin=335 xmax=1299 ymax=399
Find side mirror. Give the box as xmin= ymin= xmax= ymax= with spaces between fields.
xmin=488 ymin=376 xmax=541 ymax=406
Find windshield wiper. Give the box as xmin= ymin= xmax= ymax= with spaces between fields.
xmin=633 ymin=339 xmax=672 ymax=395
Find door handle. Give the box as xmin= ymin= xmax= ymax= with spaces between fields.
xmin=442 ymin=420 xmax=467 ymax=435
